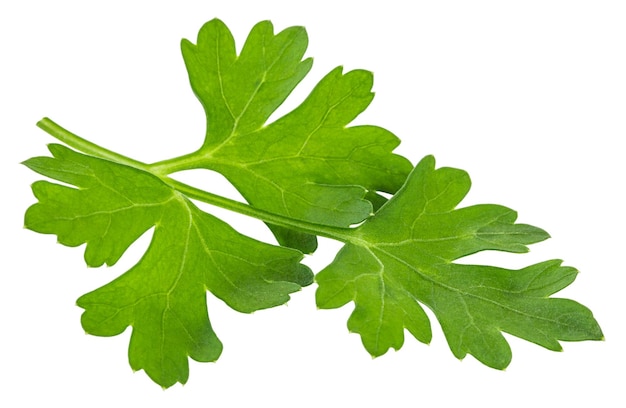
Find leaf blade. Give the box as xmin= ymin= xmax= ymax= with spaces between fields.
xmin=25 ymin=144 xmax=312 ymax=387
xmin=180 ymin=21 xmax=412 ymax=250
xmin=316 ymin=156 xmax=602 ymax=367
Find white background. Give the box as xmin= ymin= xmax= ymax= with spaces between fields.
xmin=1 ymin=1 xmax=624 ymax=406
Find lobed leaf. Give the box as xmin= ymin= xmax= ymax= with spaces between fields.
xmin=23 ymin=18 xmax=603 ymax=388
xmin=316 ymin=156 xmax=603 ymax=368
xmin=24 ymin=144 xmax=312 ymax=387
xmin=181 ymin=19 xmax=412 ymax=251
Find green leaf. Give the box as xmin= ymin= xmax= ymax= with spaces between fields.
xmin=24 ymin=18 xmax=603 ymax=388
xmin=316 ymin=156 xmax=603 ymax=368
xmin=179 ymin=19 xmax=412 ymax=251
xmin=24 ymin=144 xmax=312 ymax=388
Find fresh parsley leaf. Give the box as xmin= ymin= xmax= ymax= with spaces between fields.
xmin=23 ymin=18 xmax=602 ymax=388
xmin=24 ymin=144 xmax=312 ymax=387
xmin=175 ymin=19 xmax=412 ymax=252
xmin=316 ymin=156 xmax=603 ymax=368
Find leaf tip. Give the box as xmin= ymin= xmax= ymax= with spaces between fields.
xmin=180 ymin=37 xmax=193 ymax=49
xmin=416 ymin=154 xmax=437 ymax=171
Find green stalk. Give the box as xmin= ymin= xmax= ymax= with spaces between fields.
xmin=164 ymin=177 xmax=355 ymax=242
xmin=36 ymin=117 xmax=357 ymax=244
xmin=148 ymin=152 xmax=209 ymax=175
xmin=37 ymin=118 xmax=150 ymax=171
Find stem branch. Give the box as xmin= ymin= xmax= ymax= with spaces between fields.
xmin=37 ymin=118 xmax=150 ymax=171
xmin=35 ymin=117 xmax=356 ymax=244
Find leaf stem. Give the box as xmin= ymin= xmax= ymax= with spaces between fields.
xmin=148 ymin=152 xmax=209 ymax=175
xmin=164 ymin=177 xmax=354 ymax=242
xmin=37 ymin=118 xmax=151 ymax=171
xmin=35 ymin=118 xmax=356 ymax=244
